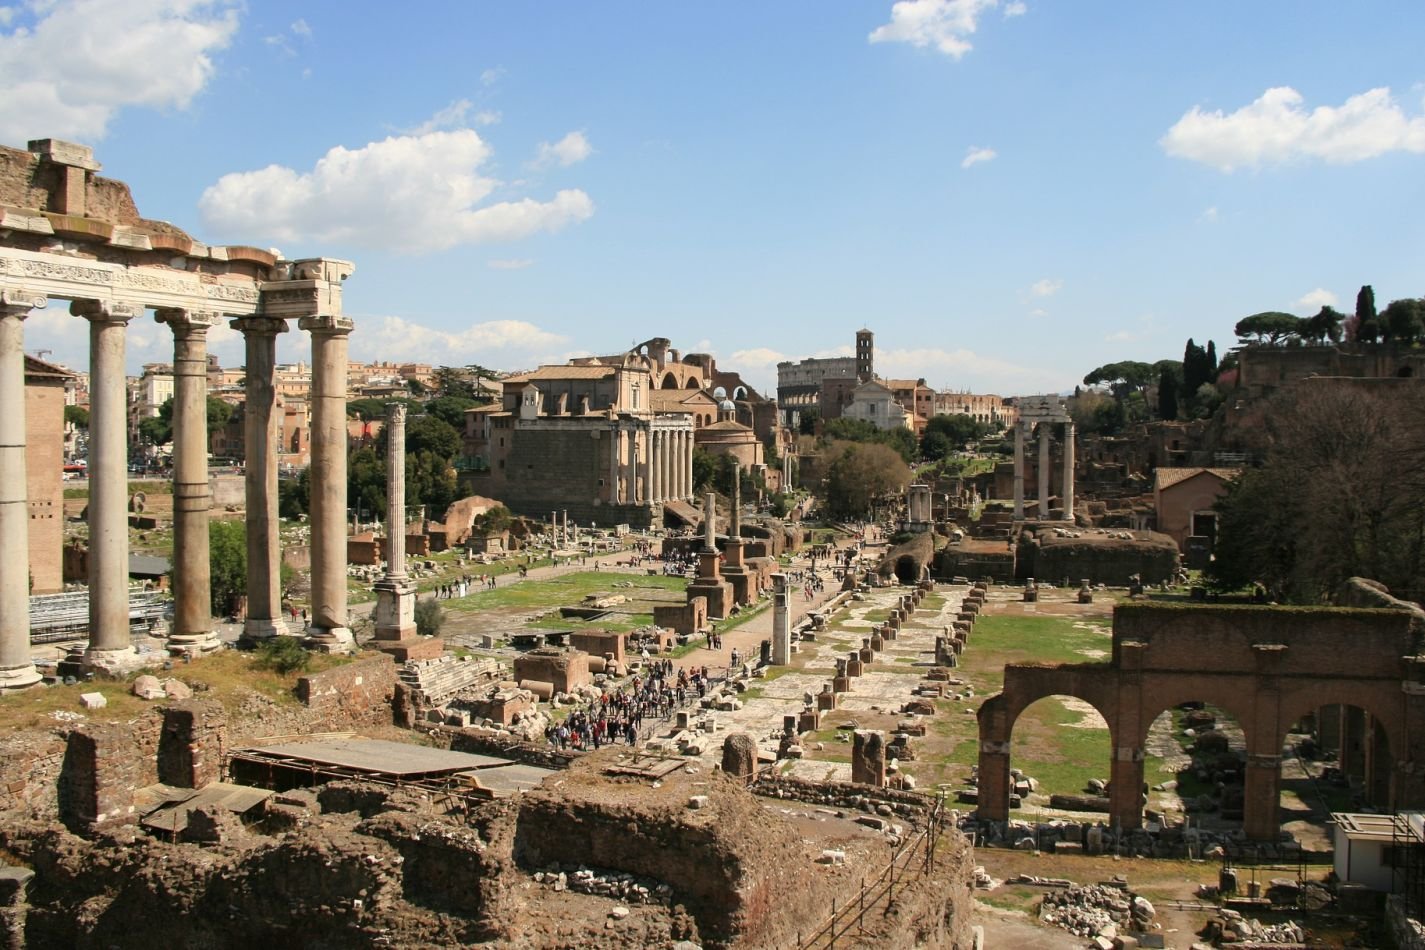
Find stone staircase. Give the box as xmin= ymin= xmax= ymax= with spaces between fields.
xmin=398 ymin=655 xmax=503 ymax=706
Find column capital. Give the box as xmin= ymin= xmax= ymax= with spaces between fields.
xmin=231 ymin=314 xmax=289 ymax=337
xmin=70 ymin=298 xmax=138 ymax=325
xmin=0 ymin=287 xmax=46 ymax=316
xmin=387 ymin=401 xmax=407 ymax=425
xmin=155 ymin=308 xmax=220 ymax=334
xmin=298 ymin=313 xmax=355 ymax=336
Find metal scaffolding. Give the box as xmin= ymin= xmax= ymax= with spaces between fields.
xmin=28 ymin=587 xmax=169 ymax=644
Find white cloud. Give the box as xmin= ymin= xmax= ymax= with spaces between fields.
xmin=1295 ymin=288 xmax=1338 ymax=312
xmin=1003 ymin=1 xmax=1026 ymax=16
xmin=1029 ymin=278 xmax=1062 ymax=297
xmin=1029 ymin=307 xmax=1048 ymax=318
xmin=199 ymin=129 xmax=595 ymax=253
xmin=0 ymin=0 xmax=239 ymax=142
xmin=289 ymin=17 xmax=310 ymax=37
xmin=1161 ymin=86 xmax=1425 ymax=172
xmin=481 ymin=67 xmax=504 ymax=87
xmin=0 ymin=6 xmax=17 ymax=26
xmin=961 ymin=145 xmax=997 ymax=168
xmin=869 ymin=0 xmax=1001 ymax=59
xmin=350 ymin=315 xmax=568 ymax=365
xmin=264 ymin=15 xmax=312 ymax=57
xmin=1198 ymin=205 xmax=1218 ymax=223
xmin=487 ymin=258 xmax=533 ymax=270
xmin=403 ymin=99 xmax=499 ymax=135
xmin=730 ymin=347 xmax=787 ymax=369
xmin=876 ymin=346 xmax=1068 ymax=391
xmin=533 ymin=131 xmax=593 ymax=168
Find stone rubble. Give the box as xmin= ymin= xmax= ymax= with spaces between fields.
xmin=532 ymin=865 xmax=673 ymax=905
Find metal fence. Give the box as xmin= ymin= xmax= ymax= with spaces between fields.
xmin=797 ymin=792 xmax=949 ymax=950
xmin=28 ymin=587 xmax=169 ymax=644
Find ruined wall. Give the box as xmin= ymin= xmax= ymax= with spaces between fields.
xmin=0 ymin=732 xmax=66 ymax=820
xmin=25 ymin=372 xmax=65 ymax=593
xmin=295 ymin=655 xmax=399 ymax=724
xmin=1023 ymin=533 xmax=1179 ymax=585
xmin=58 ymin=717 xmax=162 ymax=831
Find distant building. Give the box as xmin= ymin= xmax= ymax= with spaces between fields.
xmin=1153 ymin=467 xmax=1239 ymax=553
xmin=843 ymin=380 xmax=912 ymax=431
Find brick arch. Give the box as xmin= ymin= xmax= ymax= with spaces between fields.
xmin=975 ymin=603 xmax=1425 ymax=840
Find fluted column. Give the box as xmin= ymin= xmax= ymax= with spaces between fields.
xmin=384 ymin=403 xmax=407 ymax=576
xmin=606 ymin=424 xmax=619 ymax=503
xmin=156 ymin=309 xmax=220 ymax=654
xmin=73 ymin=299 xmax=142 ymax=673
xmin=301 ymin=314 xmax=354 ymax=650
xmin=1038 ymin=423 xmax=1051 ymax=518
xmin=234 ymin=316 xmax=289 ymax=640
xmin=682 ymin=430 xmax=693 ymax=500
xmin=0 ymin=290 xmax=44 ymax=690
xmin=1012 ymin=421 xmax=1025 ymax=520
xmin=618 ymin=430 xmax=632 ymax=504
xmin=1061 ymin=421 xmax=1076 ymax=522
xmin=651 ymin=430 xmax=662 ymax=503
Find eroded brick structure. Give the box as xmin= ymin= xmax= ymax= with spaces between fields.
xmin=976 ymin=602 xmax=1425 ymax=839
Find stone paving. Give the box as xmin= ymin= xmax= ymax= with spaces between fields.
xmin=660 ymin=580 xmax=969 ymax=771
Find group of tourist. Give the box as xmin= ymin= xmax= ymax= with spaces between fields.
xmin=545 ymin=660 xmax=717 ymax=752
xmin=432 ymin=574 xmax=500 ymax=599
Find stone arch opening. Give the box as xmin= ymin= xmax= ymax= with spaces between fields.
xmin=893 ymin=555 xmax=919 ymax=584
xmin=685 ymin=377 xmax=700 ymax=389
xmin=732 ymin=385 xmax=748 ymax=400
xmin=660 ymin=373 xmax=679 ymax=389
xmin=1007 ymin=694 xmax=1114 ymax=811
xmin=1142 ymin=701 xmax=1249 ymax=828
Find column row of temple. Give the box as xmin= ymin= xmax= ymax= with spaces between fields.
xmin=0 ymin=287 xmax=354 ymax=688
xmin=607 ymin=425 xmax=694 ymax=506
xmin=649 ymin=427 xmax=693 ymax=504
xmin=1012 ymin=420 xmax=1076 ymax=522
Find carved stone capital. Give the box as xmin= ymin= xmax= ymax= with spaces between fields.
xmin=154 ymin=307 xmax=220 ymax=335
xmin=70 ymin=297 xmax=139 ymax=325
xmin=0 ymin=287 xmax=46 ymax=317
xmin=298 ymin=313 xmax=355 ymax=336
xmin=387 ymin=402 xmax=407 ymax=425
xmin=231 ymin=315 xmax=290 ymax=337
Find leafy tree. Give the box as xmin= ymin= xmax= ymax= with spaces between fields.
xmin=691 ymin=446 xmax=718 ymax=493
xmin=797 ymin=405 xmax=820 ymax=436
xmin=1354 ymin=285 xmax=1378 ymax=343
xmin=64 ymin=405 xmax=89 ymax=428
xmin=822 ymin=417 xmax=879 ymax=442
xmin=401 ymin=414 xmax=461 ymax=460
xmin=206 ymin=396 xmax=234 ymax=430
xmin=138 ymin=395 xmax=234 ymax=446
xmin=137 ymin=414 xmax=171 ymax=447
xmin=432 ymin=366 xmax=479 ymax=400
xmin=425 ymin=395 xmax=480 ymax=431
xmin=1156 ymin=365 xmax=1179 ymax=420
xmin=347 ymin=397 xmax=389 ymax=420
xmin=1083 ymin=361 xmax=1155 ymax=401
xmin=347 ymin=447 xmax=387 ymax=522
xmin=414 ymin=598 xmax=445 ymax=637
xmin=820 ymin=440 xmax=911 ymax=518
xmin=1301 ymin=306 xmax=1345 ymax=344
xmin=1234 ymin=311 xmax=1302 ymax=345
xmin=920 ymin=431 xmax=954 ymax=463
xmin=209 ymin=519 xmax=246 ymax=615
xmin=921 ymin=414 xmax=990 ymax=456
xmin=278 ymin=466 xmax=311 ymax=519
xmin=1382 ymin=298 xmax=1424 ymax=345
xmin=471 ymin=505 xmax=512 ymax=537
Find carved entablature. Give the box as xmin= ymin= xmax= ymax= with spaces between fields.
xmin=261 ymin=257 xmax=354 ymax=321
xmin=0 ymin=248 xmax=260 ymax=313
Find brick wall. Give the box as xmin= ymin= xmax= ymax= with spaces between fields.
xmin=295 ymin=655 xmax=398 ymax=722
xmin=25 ymin=375 xmax=65 ymax=593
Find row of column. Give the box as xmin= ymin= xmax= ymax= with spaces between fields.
xmin=0 ymin=289 xmax=353 ymax=688
xmin=1012 ymin=420 xmax=1075 ymax=522
xmin=608 ymin=425 xmax=693 ymax=505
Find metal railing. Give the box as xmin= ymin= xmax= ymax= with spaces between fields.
xmin=797 ymin=792 xmax=948 ymax=950
xmin=29 ymin=586 xmax=169 ymax=643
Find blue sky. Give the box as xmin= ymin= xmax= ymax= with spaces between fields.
xmin=4 ymin=1 xmax=1425 ymax=396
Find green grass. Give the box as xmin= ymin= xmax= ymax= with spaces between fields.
xmin=443 ymin=571 xmax=687 ymax=614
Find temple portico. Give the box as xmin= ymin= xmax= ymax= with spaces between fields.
xmin=0 ymin=137 xmax=357 ymax=682
xmin=1011 ymin=396 xmax=1076 ymax=523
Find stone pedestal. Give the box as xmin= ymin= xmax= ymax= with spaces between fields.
xmin=852 ymin=730 xmax=887 ymax=787
xmin=688 ymin=550 xmax=733 ymax=620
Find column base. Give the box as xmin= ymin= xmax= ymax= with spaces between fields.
xmin=304 ymin=626 xmax=355 ymax=655
xmin=83 ymin=645 xmax=148 ymax=678
xmin=374 ymin=637 xmax=445 ymax=662
xmin=0 ymin=662 xmax=43 ymax=692
xmin=167 ymin=631 xmax=224 ymax=658
xmin=241 ymin=617 xmax=292 ymax=644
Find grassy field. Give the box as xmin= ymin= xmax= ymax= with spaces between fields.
xmin=444 ymin=571 xmax=687 ymax=615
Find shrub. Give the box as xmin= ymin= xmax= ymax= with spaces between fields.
xmin=254 ymin=636 xmax=310 ymax=675
xmin=414 ymin=598 xmax=445 ymax=637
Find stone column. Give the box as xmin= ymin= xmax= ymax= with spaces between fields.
xmin=1061 ymin=420 xmax=1075 ymax=522
xmin=301 ymin=315 xmax=354 ymax=651
xmin=649 ymin=430 xmax=661 ymax=503
xmin=1012 ymin=421 xmax=1025 ymax=520
xmin=156 ymin=309 xmax=221 ymax=655
xmin=1108 ymin=745 xmax=1146 ymax=831
xmin=684 ymin=430 xmax=694 ymax=499
xmin=0 ymin=290 xmax=44 ymax=690
xmin=606 ymin=424 xmax=619 ymax=504
xmin=703 ymin=491 xmax=716 ymax=551
xmin=73 ymin=299 xmax=142 ymax=673
xmin=1038 ymin=423 xmax=1051 ymax=518
xmin=638 ymin=429 xmax=651 ymax=503
xmin=374 ymin=403 xmax=426 ymax=656
xmin=771 ymin=573 xmax=791 ymax=665
xmin=233 ymin=316 xmax=289 ymax=641
xmin=1243 ymin=754 xmax=1283 ymax=841
xmin=730 ymin=460 xmax=742 ymax=538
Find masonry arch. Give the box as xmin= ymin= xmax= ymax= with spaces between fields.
xmin=685 ymin=377 xmax=701 ymax=389
xmin=1277 ymin=682 xmax=1407 ymax=812
xmin=1139 ymin=699 xmax=1250 ymax=828
xmin=1007 ymin=693 xmax=1116 ymax=810
xmin=660 ymin=373 xmax=680 ymax=390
